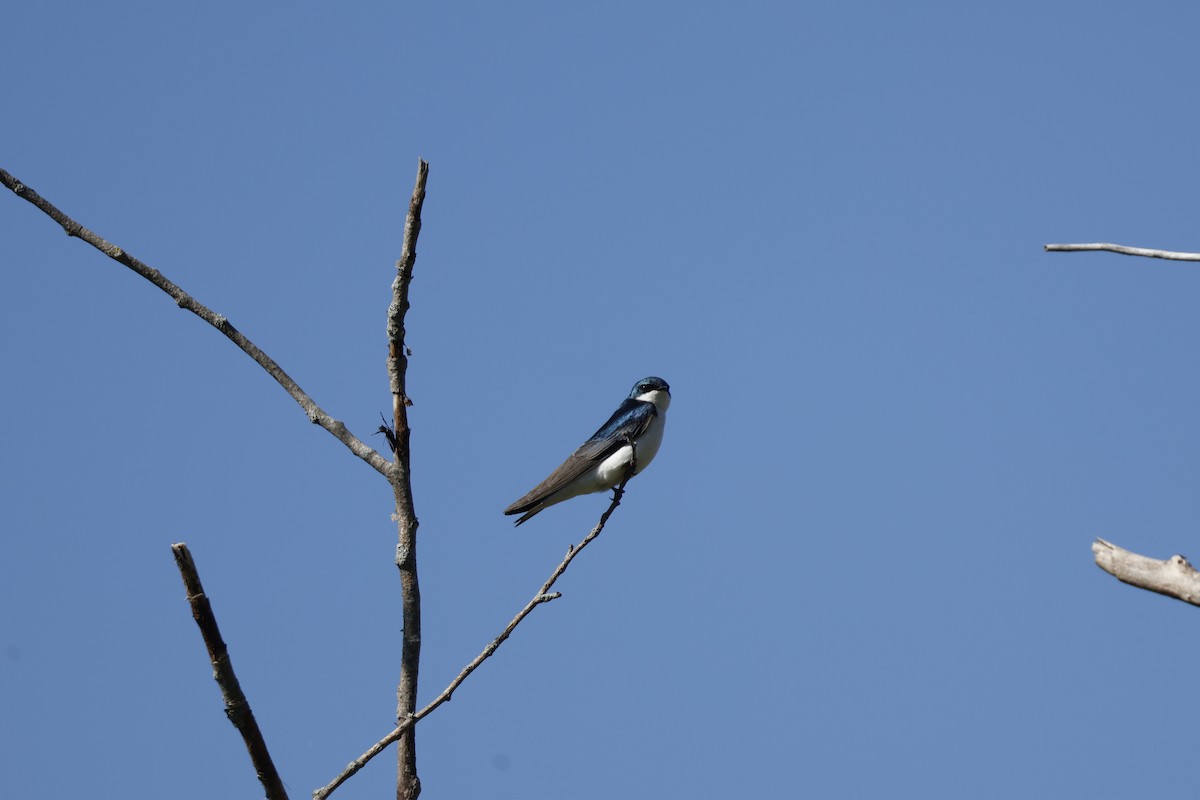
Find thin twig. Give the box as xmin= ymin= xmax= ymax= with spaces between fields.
xmin=313 ymin=473 xmax=635 ymax=800
xmin=387 ymin=159 xmax=429 ymax=800
xmin=171 ymin=543 xmax=289 ymax=800
xmin=1092 ymin=538 xmax=1200 ymax=606
xmin=1044 ymin=242 xmax=1200 ymax=261
xmin=0 ymin=167 xmax=391 ymax=477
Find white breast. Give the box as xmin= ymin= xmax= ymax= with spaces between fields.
xmin=595 ymin=403 xmax=667 ymax=487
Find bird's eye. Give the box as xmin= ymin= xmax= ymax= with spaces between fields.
xmin=634 ymin=377 xmax=667 ymax=395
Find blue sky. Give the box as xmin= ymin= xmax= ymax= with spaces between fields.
xmin=5 ymin=3 xmax=1200 ymax=798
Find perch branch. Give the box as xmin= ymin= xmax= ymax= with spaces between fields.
xmin=171 ymin=543 xmax=289 ymax=800
xmin=388 ymin=159 xmax=429 ymax=800
xmin=1044 ymin=242 xmax=1200 ymax=261
xmin=1092 ymin=538 xmax=1200 ymax=607
xmin=314 ymin=470 xmax=635 ymax=800
xmin=0 ymin=167 xmax=390 ymax=478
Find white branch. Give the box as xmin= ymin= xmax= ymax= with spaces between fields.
xmin=1044 ymin=242 xmax=1200 ymax=261
xmin=1092 ymin=538 xmax=1200 ymax=606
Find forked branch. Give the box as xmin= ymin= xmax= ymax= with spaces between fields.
xmin=314 ymin=471 xmax=636 ymax=800
xmin=0 ymin=167 xmax=390 ymax=477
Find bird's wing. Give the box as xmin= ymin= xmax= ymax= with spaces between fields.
xmin=504 ymin=399 xmax=658 ymax=516
xmin=588 ymin=397 xmax=659 ymax=444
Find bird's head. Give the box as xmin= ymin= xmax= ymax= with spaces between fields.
xmin=630 ymin=376 xmax=671 ymax=411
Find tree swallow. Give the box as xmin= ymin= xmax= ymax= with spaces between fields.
xmin=504 ymin=376 xmax=671 ymax=526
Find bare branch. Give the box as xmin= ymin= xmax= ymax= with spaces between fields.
xmin=388 ymin=159 xmax=429 ymax=800
xmin=1044 ymin=242 xmax=1200 ymax=261
xmin=1092 ymin=538 xmax=1200 ymax=606
xmin=171 ymin=543 xmax=289 ymax=800
xmin=314 ymin=475 xmax=634 ymax=800
xmin=0 ymin=167 xmax=391 ymax=478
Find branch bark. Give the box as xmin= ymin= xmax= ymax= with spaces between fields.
xmin=388 ymin=159 xmax=429 ymax=800
xmin=0 ymin=167 xmax=391 ymax=478
xmin=314 ymin=474 xmax=635 ymax=800
xmin=1092 ymin=538 xmax=1200 ymax=606
xmin=171 ymin=543 xmax=289 ymax=800
xmin=4 ymin=163 xmax=439 ymax=796
xmin=1044 ymin=242 xmax=1200 ymax=261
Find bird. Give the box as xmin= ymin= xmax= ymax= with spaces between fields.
xmin=504 ymin=376 xmax=671 ymax=526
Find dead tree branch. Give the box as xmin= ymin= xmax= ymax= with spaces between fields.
xmin=1046 ymin=242 xmax=1200 ymax=604
xmin=171 ymin=543 xmax=289 ymax=800
xmin=388 ymin=159 xmax=429 ymax=800
xmin=1092 ymin=538 xmax=1200 ymax=607
xmin=0 ymin=167 xmax=390 ymax=478
xmin=1044 ymin=242 xmax=1200 ymax=261
xmin=314 ymin=473 xmax=635 ymax=800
